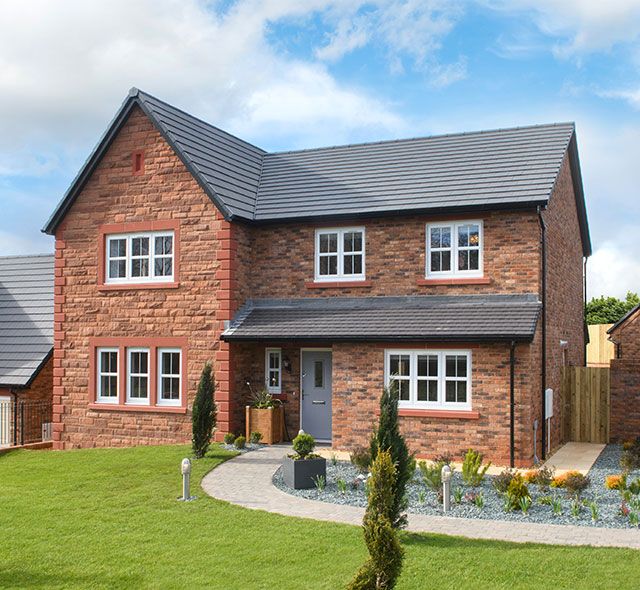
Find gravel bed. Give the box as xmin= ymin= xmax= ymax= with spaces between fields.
xmin=272 ymin=445 xmax=640 ymax=529
xmin=222 ymin=442 xmax=263 ymax=454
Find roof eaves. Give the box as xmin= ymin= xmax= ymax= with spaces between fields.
xmin=607 ymin=304 xmax=640 ymax=334
xmin=22 ymin=347 xmax=54 ymax=389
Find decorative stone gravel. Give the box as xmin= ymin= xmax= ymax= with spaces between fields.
xmin=222 ymin=442 xmax=264 ymax=454
xmin=273 ymin=445 xmax=640 ymax=529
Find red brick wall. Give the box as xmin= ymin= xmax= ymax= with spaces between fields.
xmin=54 ymin=107 xmax=237 ymax=449
xmin=609 ymin=310 xmax=640 ymax=441
xmin=248 ymin=211 xmax=540 ymax=299
xmin=541 ymin=154 xmax=586 ymax=454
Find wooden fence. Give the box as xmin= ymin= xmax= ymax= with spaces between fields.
xmin=586 ymin=324 xmax=615 ymax=367
xmin=562 ymin=366 xmax=610 ymax=443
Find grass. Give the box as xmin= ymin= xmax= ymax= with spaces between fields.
xmin=0 ymin=446 xmax=639 ymax=590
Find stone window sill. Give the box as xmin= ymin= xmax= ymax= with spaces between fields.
xmin=417 ymin=278 xmax=491 ymax=286
xmin=398 ymin=409 xmax=480 ymax=420
xmin=98 ymin=282 xmax=180 ymax=291
xmin=88 ymin=403 xmax=187 ymax=414
xmin=305 ymin=280 xmax=373 ymax=289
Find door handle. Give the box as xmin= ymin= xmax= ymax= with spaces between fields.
xmin=312 ymin=400 xmax=326 ymax=405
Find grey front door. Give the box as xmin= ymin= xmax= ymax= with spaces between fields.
xmin=301 ymin=350 xmax=332 ymax=442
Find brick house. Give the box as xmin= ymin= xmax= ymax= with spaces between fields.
xmin=608 ymin=306 xmax=640 ymax=442
xmin=43 ymin=88 xmax=591 ymax=466
xmin=0 ymin=255 xmax=54 ymax=446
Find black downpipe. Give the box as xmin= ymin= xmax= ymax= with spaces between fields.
xmin=509 ymin=340 xmax=516 ymax=468
xmin=538 ymin=207 xmax=547 ymax=461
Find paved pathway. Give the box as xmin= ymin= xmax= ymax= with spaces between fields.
xmin=544 ymin=442 xmax=606 ymax=475
xmin=201 ymin=445 xmax=640 ymax=549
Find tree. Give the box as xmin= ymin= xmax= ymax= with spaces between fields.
xmin=347 ymin=450 xmax=404 ymax=590
xmin=369 ymin=384 xmax=414 ymax=529
xmin=192 ymin=362 xmax=217 ymax=458
xmin=586 ymin=292 xmax=640 ymax=325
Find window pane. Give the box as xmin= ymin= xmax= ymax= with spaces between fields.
xmin=132 ymin=237 xmax=149 ymax=256
xmin=155 ymin=235 xmax=173 ymax=255
xmin=314 ymin=361 xmax=323 ymax=388
xmin=269 ymin=352 xmax=280 ymax=370
xmin=441 ymin=227 xmax=451 ymax=248
xmin=468 ymin=225 xmax=480 ymax=246
xmin=430 ymin=251 xmax=441 ymax=272
xmin=132 ymin=258 xmax=149 ymax=277
xmin=458 ymin=250 xmax=468 ymax=271
xmin=344 ymin=255 xmax=353 ymax=274
xmin=456 ymin=381 xmax=467 ymax=403
xmin=392 ymin=379 xmax=410 ymax=401
xmin=428 ymin=380 xmax=438 ymax=402
xmin=109 ymin=239 xmax=126 ymax=257
xmin=319 ymin=233 xmax=338 ymax=253
xmin=446 ymin=356 xmax=457 ymax=377
xmin=390 ymin=355 xmax=410 ymax=376
xmin=441 ymin=250 xmax=451 ymax=271
xmin=445 ymin=381 xmax=456 ymax=402
xmin=109 ymin=260 xmax=126 ymax=278
xmin=458 ymin=226 xmax=469 ymax=247
xmin=353 ymin=231 xmax=362 ymax=251
xmin=162 ymin=377 xmax=180 ymax=400
xmin=319 ymin=257 xmax=328 ymax=275
xmin=353 ymin=254 xmax=362 ymax=274
xmin=268 ymin=369 xmax=279 ymax=388
xmin=417 ymin=355 xmax=437 ymax=377
xmin=457 ymin=356 xmax=467 ymax=377
xmin=430 ymin=227 xmax=441 ymax=248
xmin=328 ymin=256 xmax=337 ymax=275
xmin=343 ymin=232 xmax=354 ymax=252
xmin=428 ymin=355 xmax=438 ymax=375
xmin=131 ymin=376 xmax=148 ymax=398
xmin=469 ymin=250 xmax=479 ymax=270
xmin=417 ymin=380 xmax=428 ymax=401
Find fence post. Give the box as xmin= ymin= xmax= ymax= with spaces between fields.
xmin=19 ymin=402 xmax=24 ymax=446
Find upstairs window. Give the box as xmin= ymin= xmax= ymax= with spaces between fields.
xmin=426 ymin=221 xmax=483 ymax=278
xmin=105 ymin=231 xmax=174 ymax=284
xmin=315 ymin=227 xmax=365 ymax=281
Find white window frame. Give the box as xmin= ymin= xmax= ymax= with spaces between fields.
xmin=105 ymin=231 xmax=175 ymax=284
xmin=384 ymin=349 xmax=472 ymax=411
xmin=96 ymin=347 xmax=119 ymax=404
xmin=426 ymin=221 xmax=483 ymax=278
xmin=157 ymin=348 xmax=182 ymax=407
xmin=126 ymin=347 xmax=150 ymax=405
xmin=314 ymin=227 xmax=366 ymax=282
xmin=265 ymin=348 xmax=282 ymax=394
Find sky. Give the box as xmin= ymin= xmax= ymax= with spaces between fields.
xmin=0 ymin=0 xmax=639 ymax=299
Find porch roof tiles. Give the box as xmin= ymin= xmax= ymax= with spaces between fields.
xmin=221 ymin=294 xmax=541 ymax=343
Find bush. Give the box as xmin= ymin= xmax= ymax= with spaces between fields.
xmin=629 ymin=478 xmax=640 ymax=495
xmin=351 ymin=447 xmax=372 ymax=473
xmin=192 ymin=362 xmax=217 ymax=459
xmin=522 ymin=470 xmax=538 ymax=484
xmin=418 ymin=460 xmax=450 ymax=493
xmin=223 ymin=432 xmax=236 ymax=445
xmin=551 ymin=470 xmax=582 ymax=488
xmin=370 ymin=384 xmax=414 ymax=529
xmin=249 ymin=431 xmax=263 ymax=444
xmin=505 ymin=474 xmax=530 ymax=511
xmin=347 ymin=450 xmax=404 ymax=590
xmin=620 ymin=438 xmax=640 ymax=472
xmin=493 ymin=468 xmax=516 ymax=494
xmin=234 ymin=436 xmax=246 ymax=449
xmin=605 ymin=474 xmax=627 ymax=491
xmin=563 ymin=472 xmax=590 ymax=497
xmin=534 ymin=466 xmax=554 ymax=489
xmin=292 ymin=432 xmax=316 ymax=459
xmin=461 ymin=449 xmax=491 ymax=487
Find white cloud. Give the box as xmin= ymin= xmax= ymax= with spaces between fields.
xmin=597 ymin=87 xmax=640 ymax=109
xmin=588 ymin=241 xmax=640 ymax=298
xmin=0 ymin=230 xmax=52 ymax=256
xmin=315 ymin=0 xmax=466 ymax=85
xmin=0 ymin=0 xmax=407 ymax=163
xmin=483 ymin=0 xmax=640 ymax=57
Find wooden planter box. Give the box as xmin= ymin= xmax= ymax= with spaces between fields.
xmin=245 ymin=406 xmax=284 ymax=444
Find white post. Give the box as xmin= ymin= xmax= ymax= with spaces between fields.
xmin=178 ymin=458 xmax=196 ymax=502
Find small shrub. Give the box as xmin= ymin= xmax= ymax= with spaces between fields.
xmin=473 ymin=492 xmax=485 ymax=509
xmin=563 ymin=472 xmax=590 ymax=498
xmin=292 ymin=432 xmax=316 ymax=459
xmin=570 ymin=499 xmax=582 ymax=518
xmin=619 ymin=502 xmax=630 ymax=517
xmin=234 ymin=435 xmax=246 ymax=449
xmin=250 ymin=388 xmax=281 ymax=409
xmin=191 ymin=362 xmax=217 ymax=459
xmin=620 ymin=438 xmax=640 ymax=472
xmin=313 ymin=475 xmax=326 ymax=492
xmin=551 ymin=470 xmax=581 ymax=488
xmin=538 ymin=495 xmax=553 ymax=506
xmin=417 ymin=490 xmax=426 ymax=504
xmin=622 ymin=489 xmax=633 ymax=503
xmin=453 ymin=487 xmax=463 ymax=504
xmin=249 ymin=431 xmax=263 ymax=445
xmin=463 ymin=491 xmax=478 ymax=504
xmin=493 ymin=468 xmax=516 ymax=494
xmin=519 ymin=495 xmax=532 ymax=515
xmin=534 ymin=466 xmax=554 ymax=490
xmin=223 ymin=432 xmax=236 ymax=445
xmin=330 ymin=453 xmax=338 ymax=467
xmin=551 ymin=497 xmax=563 ymax=516
xmin=630 ymin=512 xmax=640 ymax=527
xmin=351 ymin=478 xmax=362 ymax=491
xmin=418 ymin=460 xmax=447 ymax=493
xmin=461 ymin=449 xmax=491 ymax=487
xmin=503 ymin=494 xmax=514 ymax=513
xmin=336 ymin=477 xmax=347 ymax=495
xmin=522 ymin=470 xmax=538 ymax=484
xmin=350 ymin=447 xmax=372 ymax=473
xmin=505 ymin=474 xmax=530 ymax=510
xmin=628 ymin=478 xmax=640 ymax=495
xmin=605 ymin=474 xmax=627 ymax=490
xmin=590 ymin=501 xmax=599 ymax=522
xmin=631 ymin=496 xmax=640 ymax=512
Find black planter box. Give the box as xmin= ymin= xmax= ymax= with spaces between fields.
xmin=283 ymin=455 xmax=327 ymax=489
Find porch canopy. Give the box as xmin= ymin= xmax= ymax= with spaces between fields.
xmin=221 ymin=294 xmax=541 ymax=343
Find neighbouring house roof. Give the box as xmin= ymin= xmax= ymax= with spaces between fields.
xmin=607 ymin=304 xmax=640 ymax=336
xmin=42 ymin=89 xmax=591 ymax=256
xmin=0 ymin=255 xmax=54 ymax=387
xmin=221 ymin=294 xmax=541 ymax=342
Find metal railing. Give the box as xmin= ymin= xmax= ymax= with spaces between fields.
xmin=0 ymin=400 xmax=52 ymax=448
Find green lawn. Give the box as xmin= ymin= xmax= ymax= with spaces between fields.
xmin=0 ymin=446 xmax=638 ymax=590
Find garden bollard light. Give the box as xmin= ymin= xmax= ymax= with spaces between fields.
xmin=442 ymin=465 xmax=452 ymax=513
xmin=178 ymin=458 xmax=197 ymax=502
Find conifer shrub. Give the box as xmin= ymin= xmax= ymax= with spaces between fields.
xmin=461 ymin=448 xmax=491 ymax=487
xmin=191 ymin=362 xmax=217 ymax=459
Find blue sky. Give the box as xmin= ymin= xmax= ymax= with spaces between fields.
xmin=1 ymin=0 xmax=639 ymax=297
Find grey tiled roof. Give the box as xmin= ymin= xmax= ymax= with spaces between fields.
xmin=0 ymin=255 xmax=54 ymax=387
xmin=43 ymin=89 xmax=591 ymax=257
xmin=222 ymin=294 xmax=541 ymax=342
